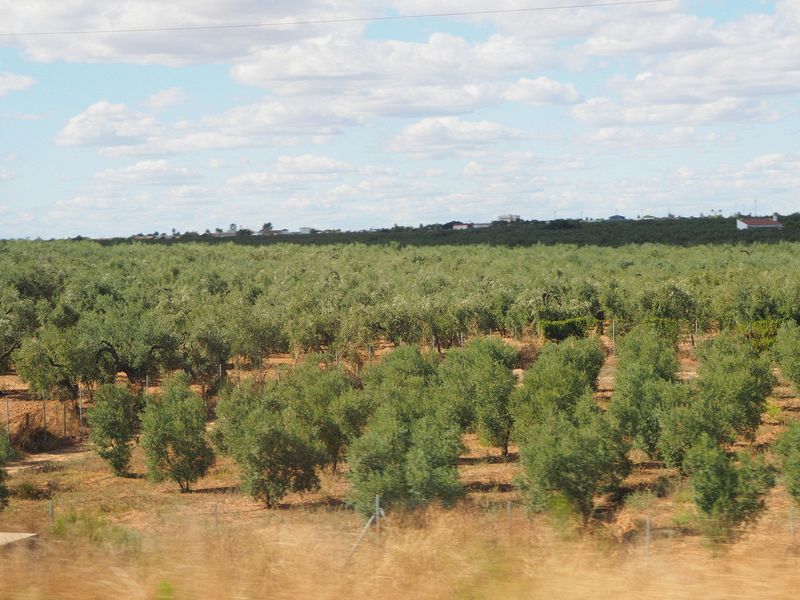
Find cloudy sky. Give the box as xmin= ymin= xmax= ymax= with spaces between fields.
xmin=0 ymin=0 xmax=798 ymax=238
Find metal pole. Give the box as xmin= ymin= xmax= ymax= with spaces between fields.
xmin=344 ymin=515 xmax=375 ymax=565
xmin=375 ymin=495 xmax=381 ymax=544
xmin=4 ymin=393 xmax=8 ymax=432
xmin=78 ymin=386 xmax=83 ymax=429
xmin=645 ymin=516 xmax=651 ymax=555
xmin=791 ymin=506 xmax=797 ymax=547
xmin=507 ymin=501 xmax=513 ymax=539
xmin=43 ymin=398 xmax=47 ymax=444
xmin=63 ymin=402 xmax=67 ymax=438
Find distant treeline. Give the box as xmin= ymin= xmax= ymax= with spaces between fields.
xmin=98 ymin=215 xmax=800 ymax=248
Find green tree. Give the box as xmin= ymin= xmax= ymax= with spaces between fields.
xmin=608 ymin=325 xmax=679 ymax=458
xmin=684 ymin=434 xmax=775 ymax=542
xmin=512 ymin=337 xmax=603 ymax=434
xmin=141 ymin=373 xmax=214 ymax=492
xmin=88 ymin=384 xmax=142 ymax=475
xmin=695 ymin=334 xmax=775 ymax=443
xmin=230 ymin=406 xmax=324 ymax=507
xmin=775 ymin=422 xmax=800 ymax=507
xmin=348 ymin=409 xmax=463 ymax=516
xmin=519 ymin=397 xmax=630 ymax=524
xmin=774 ymin=322 xmax=800 ymax=392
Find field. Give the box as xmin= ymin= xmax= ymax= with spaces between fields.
xmin=4 ymin=239 xmax=800 ymax=598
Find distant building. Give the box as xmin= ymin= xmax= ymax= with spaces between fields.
xmin=607 ymin=215 xmax=626 ymax=222
xmin=297 ymin=227 xmax=314 ymax=235
xmin=736 ymin=214 xmax=783 ymax=230
xmin=452 ymin=223 xmax=471 ymax=231
xmin=497 ymin=214 xmax=520 ymax=223
xmin=472 ymin=223 xmax=492 ymax=229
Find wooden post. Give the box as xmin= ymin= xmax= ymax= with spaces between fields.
xmin=62 ymin=402 xmax=67 ymax=438
xmin=42 ymin=398 xmax=47 ymax=444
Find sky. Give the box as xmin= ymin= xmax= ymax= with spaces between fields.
xmin=0 ymin=0 xmax=798 ymax=238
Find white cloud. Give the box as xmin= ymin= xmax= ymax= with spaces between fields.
xmin=504 ymin=77 xmax=581 ymax=105
xmin=145 ymin=88 xmax=188 ymax=111
xmin=55 ymin=101 xmax=161 ymax=147
xmin=0 ymin=72 xmax=35 ymax=96
xmin=0 ymin=170 xmax=15 ymax=181
xmin=388 ymin=117 xmax=523 ymax=159
xmin=2 ymin=1 xmax=374 ymax=66
xmin=572 ymin=96 xmax=773 ymax=126
xmin=93 ymin=159 xmax=196 ymax=186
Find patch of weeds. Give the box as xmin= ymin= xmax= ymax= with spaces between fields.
xmin=155 ymin=580 xmax=176 ymax=600
xmin=765 ymin=401 xmax=783 ymax=423
xmin=12 ymin=480 xmax=58 ymax=500
xmin=671 ymin=508 xmax=698 ymax=531
xmin=624 ymin=490 xmax=658 ymax=512
xmin=53 ymin=509 xmax=141 ymax=554
xmin=33 ymin=461 xmax=64 ymax=474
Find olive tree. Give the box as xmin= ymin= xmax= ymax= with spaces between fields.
xmin=776 ymin=422 xmax=800 ymax=507
xmin=141 ymin=373 xmax=214 ymax=492
xmin=88 ymin=384 xmax=142 ymax=475
xmin=685 ymin=434 xmax=775 ymax=542
xmin=518 ymin=397 xmax=630 ymax=525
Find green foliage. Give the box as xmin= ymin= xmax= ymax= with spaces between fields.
xmin=230 ymin=406 xmax=324 ymax=507
xmin=774 ymin=322 xmax=800 ymax=392
xmin=141 ymin=373 xmax=214 ymax=492
xmin=438 ymin=337 xmax=517 ymax=454
xmin=608 ymin=325 xmax=679 ymax=458
xmin=775 ymin=422 xmax=800 ymax=507
xmin=512 ymin=336 xmax=604 ymax=434
xmin=348 ymin=409 xmax=463 ymax=515
xmin=88 ymin=384 xmax=142 ymax=475
xmin=684 ymin=434 xmax=775 ymax=542
xmin=540 ymin=317 xmax=590 ymax=341
xmin=695 ymin=333 xmax=775 ymax=443
xmin=275 ymin=357 xmax=360 ymax=471
xmin=519 ymin=397 xmax=630 ymax=524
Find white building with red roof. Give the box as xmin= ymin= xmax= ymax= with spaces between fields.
xmin=736 ymin=214 xmax=784 ymax=230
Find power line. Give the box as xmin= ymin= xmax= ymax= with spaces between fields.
xmin=0 ymin=0 xmax=674 ymax=37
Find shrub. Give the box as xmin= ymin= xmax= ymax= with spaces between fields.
xmin=695 ymin=333 xmax=775 ymax=442
xmin=519 ymin=397 xmax=630 ymax=524
xmin=776 ymin=422 xmax=800 ymax=507
xmin=512 ymin=336 xmax=604 ymax=435
xmin=774 ymin=322 xmax=800 ymax=391
xmin=608 ymin=325 xmax=679 ymax=458
xmin=684 ymin=434 xmax=775 ymax=542
xmin=348 ymin=406 xmax=463 ymax=516
xmin=231 ymin=407 xmax=324 ymax=508
xmin=89 ymin=384 xmax=142 ymax=475
xmin=438 ymin=338 xmax=517 ymax=455
xmin=141 ymin=373 xmax=214 ymax=492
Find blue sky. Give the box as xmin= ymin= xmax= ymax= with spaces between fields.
xmin=0 ymin=0 xmax=798 ymax=238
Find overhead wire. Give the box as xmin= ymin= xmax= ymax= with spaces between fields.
xmin=0 ymin=0 xmax=674 ymax=37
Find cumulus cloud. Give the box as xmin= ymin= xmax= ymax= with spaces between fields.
xmin=388 ymin=117 xmax=523 ymax=159
xmin=55 ymin=101 xmax=161 ymax=147
xmin=145 ymin=88 xmax=188 ymax=111
xmin=0 ymin=72 xmax=35 ymax=96
xmin=504 ymin=77 xmax=581 ymax=105
xmin=93 ymin=159 xmax=197 ymax=186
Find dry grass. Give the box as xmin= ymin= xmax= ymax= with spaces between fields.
xmin=3 ymin=501 xmax=800 ymax=599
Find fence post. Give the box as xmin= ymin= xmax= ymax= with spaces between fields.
xmin=375 ymin=494 xmax=381 ymax=544
xmin=507 ymin=501 xmax=513 ymax=540
xmin=645 ymin=516 xmax=651 ymax=556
